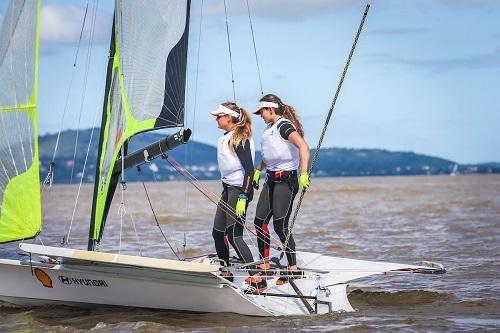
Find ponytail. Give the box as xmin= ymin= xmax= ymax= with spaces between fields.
xmin=281 ymin=104 xmax=304 ymax=137
xmin=221 ymin=102 xmax=252 ymax=152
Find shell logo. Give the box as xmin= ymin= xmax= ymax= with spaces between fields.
xmin=34 ymin=268 xmax=53 ymax=288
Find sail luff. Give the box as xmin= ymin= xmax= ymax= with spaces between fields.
xmin=88 ymin=1 xmax=191 ymax=248
xmin=88 ymin=13 xmax=117 ymax=251
xmin=0 ymin=0 xmax=41 ymax=244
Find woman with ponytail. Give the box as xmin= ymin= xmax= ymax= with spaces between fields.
xmin=210 ymin=102 xmax=256 ymax=282
xmin=249 ymin=94 xmax=310 ymax=292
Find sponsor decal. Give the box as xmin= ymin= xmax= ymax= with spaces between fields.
xmin=58 ymin=275 xmax=108 ymax=288
xmin=34 ymin=268 xmax=53 ymax=288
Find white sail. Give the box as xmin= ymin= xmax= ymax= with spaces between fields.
xmin=89 ymin=0 xmax=191 ymax=247
xmin=0 ymin=0 xmax=41 ymax=243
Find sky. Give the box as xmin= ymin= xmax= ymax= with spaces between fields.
xmin=1 ymin=0 xmax=499 ymax=164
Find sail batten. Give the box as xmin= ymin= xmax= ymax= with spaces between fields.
xmin=0 ymin=0 xmax=41 ymax=244
xmin=89 ymin=0 xmax=191 ymax=248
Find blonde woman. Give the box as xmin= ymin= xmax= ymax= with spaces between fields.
xmin=251 ymin=94 xmax=310 ymax=291
xmin=210 ymin=102 xmax=255 ymax=282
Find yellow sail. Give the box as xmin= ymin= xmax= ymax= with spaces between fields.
xmin=0 ymin=0 xmax=41 ymax=243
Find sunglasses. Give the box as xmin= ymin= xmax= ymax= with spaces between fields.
xmin=216 ymin=114 xmax=228 ymax=120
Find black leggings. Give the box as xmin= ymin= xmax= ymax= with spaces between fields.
xmin=254 ymin=173 xmax=299 ymax=266
xmin=212 ymin=184 xmax=254 ymax=268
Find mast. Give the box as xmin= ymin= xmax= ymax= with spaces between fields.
xmin=88 ymin=0 xmax=191 ymax=250
xmin=88 ymin=14 xmax=117 ymax=251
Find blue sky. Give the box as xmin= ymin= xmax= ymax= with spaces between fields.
xmin=1 ymin=0 xmax=499 ymax=164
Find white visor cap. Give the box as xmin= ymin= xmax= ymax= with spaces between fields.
xmin=254 ymin=101 xmax=279 ymax=114
xmin=210 ymin=104 xmax=240 ymax=118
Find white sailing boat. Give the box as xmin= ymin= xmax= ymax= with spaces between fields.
xmin=0 ymin=0 xmax=445 ymax=316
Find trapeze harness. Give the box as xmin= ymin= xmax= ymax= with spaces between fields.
xmin=254 ymin=118 xmax=300 ymax=267
xmin=213 ymin=130 xmax=255 ymax=267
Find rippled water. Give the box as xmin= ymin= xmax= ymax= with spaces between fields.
xmin=1 ymin=175 xmax=499 ymax=332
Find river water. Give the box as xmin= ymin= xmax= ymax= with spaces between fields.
xmin=1 ymin=175 xmax=499 ymax=332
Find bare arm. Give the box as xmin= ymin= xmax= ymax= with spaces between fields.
xmin=256 ymin=160 xmax=266 ymax=171
xmin=288 ymin=132 xmax=309 ymax=174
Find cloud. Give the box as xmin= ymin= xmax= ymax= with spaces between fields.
xmin=41 ymin=4 xmax=111 ymax=46
xmin=201 ymin=0 xmax=367 ymax=20
xmin=366 ymin=28 xmax=428 ymax=36
xmin=365 ymin=50 xmax=500 ymax=72
xmin=198 ymin=0 xmax=499 ymax=21
xmin=439 ymin=0 xmax=500 ymax=6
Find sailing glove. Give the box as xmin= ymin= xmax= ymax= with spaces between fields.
xmin=252 ymin=169 xmax=261 ymax=189
xmin=299 ymin=172 xmax=310 ymax=189
xmin=236 ymin=194 xmax=247 ymax=216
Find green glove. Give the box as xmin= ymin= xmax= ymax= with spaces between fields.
xmin=299 ymin=172 xmax=310 ymax=189
xmin=252 ymin=169 xmax=261 ymax=189
xmin=236 ymin=194 xmax=247 ymax=216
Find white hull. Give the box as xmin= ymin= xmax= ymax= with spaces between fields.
xmin=0 ymin=244 xmax=444 ymax=316
xmin=0 ymin=258 xmax=275 ymax=316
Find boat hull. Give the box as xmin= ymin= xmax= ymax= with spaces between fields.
xmin=0 ymin=244 xmax=443 ymax=316
xmin=0 ymin=258 xmax=273 ymax=316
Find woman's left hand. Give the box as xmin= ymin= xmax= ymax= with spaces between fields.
xmin=299 ymin=172 xmax=310 ymax=189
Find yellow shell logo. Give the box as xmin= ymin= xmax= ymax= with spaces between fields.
xmin=34 ymin=268 xmax=53 ymax=288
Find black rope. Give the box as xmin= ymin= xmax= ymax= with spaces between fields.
xmin=245 ymin=0 xmax=263 ymax=95
xmin=73 ymin=1 xmax=89 ymax=66
xmin=223 ymin=0 xmax=236 ymax=102
xmin=283 ymin=4 xmax=371 ymax=252
xmin=137 ymin=166 xmax=180 ymax=260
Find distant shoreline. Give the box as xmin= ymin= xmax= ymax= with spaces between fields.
xmin=38 ymin=129 xmax=500 ymax=184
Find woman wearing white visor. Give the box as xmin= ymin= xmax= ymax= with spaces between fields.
xmin=250 ymin=94 xmax=310 ymax=291
xmin=210 ymin=102 xmax=256 ymax=282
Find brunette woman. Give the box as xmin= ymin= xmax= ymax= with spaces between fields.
xmin=251 ymin=94 xmax=310 ymax=290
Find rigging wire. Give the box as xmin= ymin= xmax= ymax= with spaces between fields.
xmin=62 ymin=0 xmax=101 ymax=245
xmin=282 ymin=4 xmax=371 ymax=254
xmin=245 ymin=0 xmax=263 ymax=95
xmin=185 ymin=0 xmax=205 ymax=219
xmin=164 ymin=155 xmax=289 ymax=251
xmin=48 ymin=0 xmax=90 ymax=176
xmin=137 ymin=166 xmax=181 ymax=260
xmin=63 ymin=85 xmax=101 ymax=246
xmin=69 ymin=0 xmax=99 ymax=184
xmin=123 ymin=192 xmax=144 ymax=257
xmin=222 ymin=0 xmax=236 ymax=102
xmin=118 ymin=182 xmax=126 ymax=254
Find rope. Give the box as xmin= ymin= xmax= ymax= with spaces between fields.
xmin=41 ymin=0 xmax=90 ymax=229
xmin=118 ymin=181 xmax=126 ymax=254
xmin=164 ymin=155 xmax=287 ymax=251
xmin=282 ymin=4 xmax=371 ymax=253
xmin=69 ymin=0 xmax=99 ymax=184
xmin=245 ymin=0 xmax=263 ymax=95
xmin=50 ymin=1 xmax=90 ymax=165
xmin=223 ymin=0 xmax=236 ymax=102
xmin=184 ymin=0 xmax=205 ymax=227
xmin=137 ymin=166 xmax=181 ymax=260
xmin=63 ymin=86 xmax=101 ymax=246
xmin=123 ymin=193 xmax=144 ymax=256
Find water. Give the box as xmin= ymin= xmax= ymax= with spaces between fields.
xmin=1 ymin=175 xmax=499 ymax=332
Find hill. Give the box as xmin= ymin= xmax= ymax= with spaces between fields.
xmin=38 ymin=128 xmax=499 ymax=183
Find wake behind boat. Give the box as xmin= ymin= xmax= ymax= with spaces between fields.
xmin=0 ymin=0 xmax=445 ymax=317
